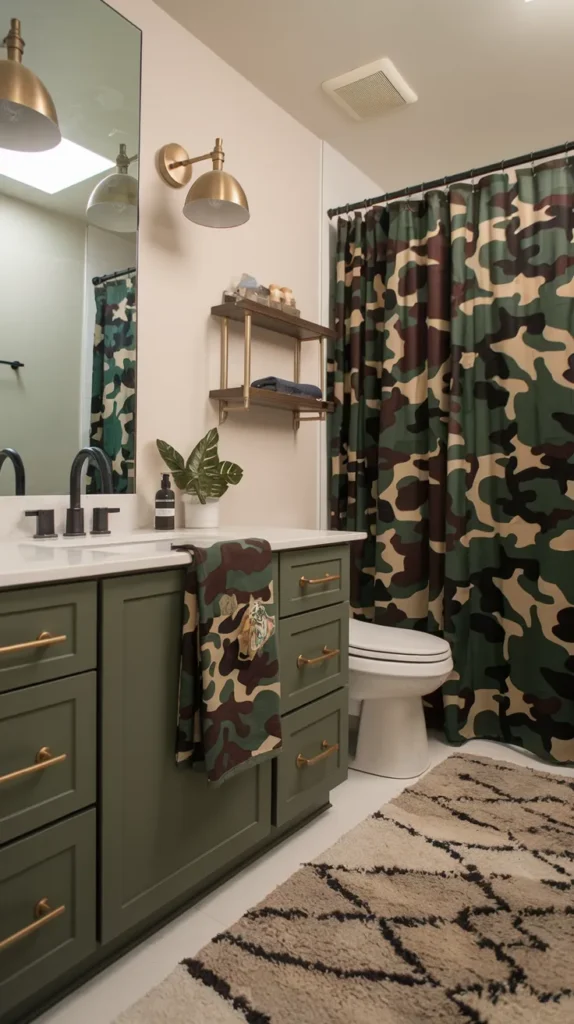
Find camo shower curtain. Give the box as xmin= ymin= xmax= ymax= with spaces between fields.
xmin=329 ymin=159 xmax=574 ymax=765
xmin=89 ymin=272 xmax=136 ymax=493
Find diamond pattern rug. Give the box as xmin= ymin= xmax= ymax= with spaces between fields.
xmin=116 ymin=755 xmax=574 ymax=1023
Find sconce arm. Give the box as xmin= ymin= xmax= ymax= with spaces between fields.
xmin=157 ymin=139 xmax=225 ymax=188
xmin=169 ymin=149 xmax=216 ymax=170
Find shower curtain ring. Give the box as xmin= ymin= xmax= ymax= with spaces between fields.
xmin=443 ymin=176 xmax=449 ymax=195
xmin=530 ymin=152 xmax=536 ymax=174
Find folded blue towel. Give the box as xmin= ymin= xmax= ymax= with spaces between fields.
xmin=252 ymin=376 xmax=322 ymax=399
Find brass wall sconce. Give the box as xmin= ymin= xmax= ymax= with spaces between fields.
xmin=157 ymin=137 xmax=249 ymax=228
xmin=87 ymin=143 xmax=138 ymax=233
xmin=0 ymin=18 xmax=60 ymax=151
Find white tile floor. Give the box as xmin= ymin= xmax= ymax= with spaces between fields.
xmin=38 ymin=735 xmax=574 ymax=1024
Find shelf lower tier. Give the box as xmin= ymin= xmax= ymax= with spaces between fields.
xmin=209 ymin=387 xmax=333 ymax=414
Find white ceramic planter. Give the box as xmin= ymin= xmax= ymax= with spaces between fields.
xmin=182 ymin=494 xmax=220 ymax=529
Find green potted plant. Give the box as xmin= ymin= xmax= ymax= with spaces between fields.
xmin=156 ymin=428 xmax=243 ymax=528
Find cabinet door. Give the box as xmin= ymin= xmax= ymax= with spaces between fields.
xmin=100 ymin=570 xmax=272 ymax=943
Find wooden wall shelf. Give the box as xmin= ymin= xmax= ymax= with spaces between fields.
xmin=211 ymin=300 xmax=336 ymax=342
xmin=210 ymin=387 xmax=333 ymax=416
xmin=210 ymin=301 xmax=333 ymax=433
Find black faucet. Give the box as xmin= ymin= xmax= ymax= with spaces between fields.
xmin=0 ymin=448 xmax=26 ymax=495
xmin=65 ymin=447 xmax=113 ymax=537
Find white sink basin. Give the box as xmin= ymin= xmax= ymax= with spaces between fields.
xmin=24 ymin=530 xmax=199 ymax=552
xmin=85 ymin=540 xmax=182 ymax=556
xmin=83 ymin=538 xmax=172 ymax=549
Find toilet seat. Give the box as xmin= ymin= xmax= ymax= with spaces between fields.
xmin=349 ymin=619 xmax=451 ymax=664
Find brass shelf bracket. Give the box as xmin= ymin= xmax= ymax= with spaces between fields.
xmin=210 ymin=309 xmax=331 ymax=435
xmin=219 ymin=317 xmax=229 ymax=424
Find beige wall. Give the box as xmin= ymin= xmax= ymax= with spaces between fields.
xmin=107 ymin=0 xmax=323 ymax=528
xmin=0 ymin=194 xmax=85 ymax=495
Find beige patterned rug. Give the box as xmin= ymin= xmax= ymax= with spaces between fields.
xmin=117 ymin=755 xmax=574 ymax=1023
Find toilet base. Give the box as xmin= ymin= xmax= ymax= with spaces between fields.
xmin=353 ymin=694 xmax=430 ymax=779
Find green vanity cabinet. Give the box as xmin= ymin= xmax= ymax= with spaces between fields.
xmin=100 ymin=570 xmax=273 ymax=942
xmin=0 ymin=542 xmax=352 ymax=1022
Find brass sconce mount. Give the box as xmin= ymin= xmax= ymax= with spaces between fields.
xmin=4 ymin=16 xmax=24 ymax=61
xmin=116 ymin=142 xmax=138 ymax=174
xmin=158 ymin=137 xmax=224 ymax=188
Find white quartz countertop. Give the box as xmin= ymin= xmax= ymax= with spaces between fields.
xmin=0 ymin=527 xmax=366 ymax=589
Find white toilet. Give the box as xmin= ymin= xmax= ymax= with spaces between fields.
xmin=349 ymin=620 xmax=453 ymax=779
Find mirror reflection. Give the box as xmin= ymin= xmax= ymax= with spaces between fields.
xmin=0 ymin=0 xmax=141 ymax=495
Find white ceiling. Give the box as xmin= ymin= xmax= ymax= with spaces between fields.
xmin=155 ymin=0 xmax=574 ymax=197
xmin=0 ymin=0 xmax=140 ymax=221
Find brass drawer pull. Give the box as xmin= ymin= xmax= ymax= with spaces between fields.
xmin=299 ymin=573 xmax=340 ymax=588
xmin=0 ymin=631 xmax=67 ymax=656
xmin=296 ymin=740 xmax=339 ymax=769
xmin=0 ymin=747 xmax=67 ymax=785
xmin=297 ymin=646 xmax=340 ymax=669
xmin=0 ymin=899 xmax=65 ymax=952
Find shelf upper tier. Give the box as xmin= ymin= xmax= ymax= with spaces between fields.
xmin=209 ymin=387 xmax=334 ymax=414
xmin=211 ymin=300 xmax=336 ymax=341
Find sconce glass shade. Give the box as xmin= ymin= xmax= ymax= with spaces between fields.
xmin=183 ymin=169 xmax=249 ymax=228
xmin=0 ymin=20 xmax=60 ymax=152
xmin=86 ymin=171 xmax=138 ymax=232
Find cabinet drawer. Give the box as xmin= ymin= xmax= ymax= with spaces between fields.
xmin=0 ymin=582 xmax=97 ymax=694
xmin=280 ymin=604 xmax=349 ymax=714
xmin=279 ymin=545 xmax=349 ymax=617
xmin=0 ymin=673 xmax=96 ymax=844
xmin=0 ymin=811 xmax=96 ymax=1018
xmin=274 ymin=689 xmax=348 ymax=827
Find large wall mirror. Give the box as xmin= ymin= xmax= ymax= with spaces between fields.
xmin=0 ymin=0 xmax=141 ymax=496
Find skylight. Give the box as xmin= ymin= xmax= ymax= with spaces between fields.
xmin=0 ymin=138 xmax=115 ymax=195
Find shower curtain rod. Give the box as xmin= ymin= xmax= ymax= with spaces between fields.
xmin=92 ymin=266 xmax=136 ymax=285
xmin=327 ymin=139 xmax=573 ymax=219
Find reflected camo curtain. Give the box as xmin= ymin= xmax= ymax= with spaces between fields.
xmin=328 ymin=159 xmax=574 ymax=765
xmin=89 ymin=272 xmax=136 ymax=493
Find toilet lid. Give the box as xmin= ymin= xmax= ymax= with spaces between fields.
xmin=349 ymin=619 xmax=451 ymax=663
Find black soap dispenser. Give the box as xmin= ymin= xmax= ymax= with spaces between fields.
xmin=155 ymin=473 xmax=175 ymax=530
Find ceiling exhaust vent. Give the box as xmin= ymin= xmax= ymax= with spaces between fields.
xmin=322 ymin=58 xmax=417 ymax=121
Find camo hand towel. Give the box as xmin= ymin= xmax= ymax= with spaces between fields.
xmin=175 ymin=538 xmax=281 ymax=784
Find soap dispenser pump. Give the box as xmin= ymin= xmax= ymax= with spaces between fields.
xmin=155 ymin=473 xmax=175 ymax=530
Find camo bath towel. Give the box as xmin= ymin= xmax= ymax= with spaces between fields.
xmin=175 ymin=538 xmax=282 ymax=784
